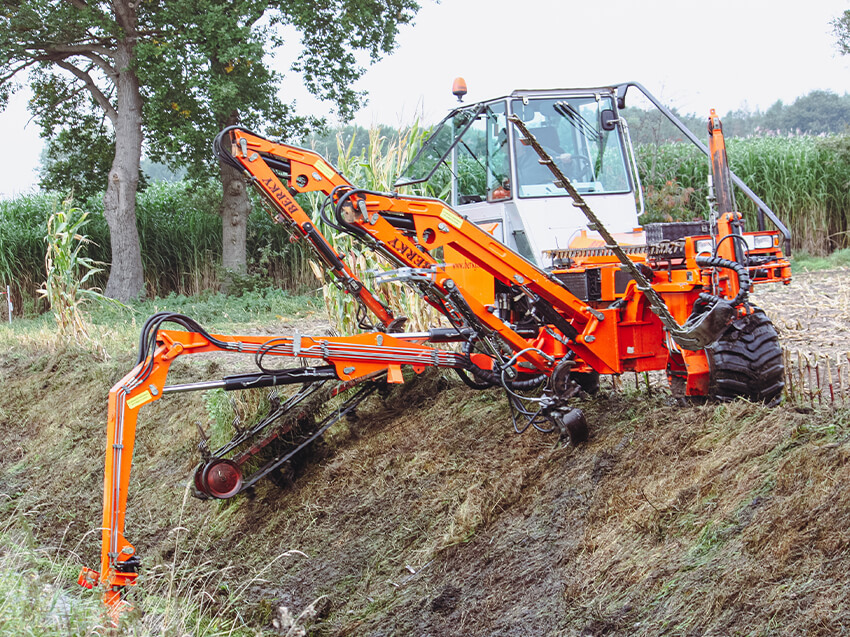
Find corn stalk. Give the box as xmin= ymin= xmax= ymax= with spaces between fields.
xmin=38 ymin=199 xmax=106 ymax=340
xmin=307 ymin=123 xmax=446 ymax=334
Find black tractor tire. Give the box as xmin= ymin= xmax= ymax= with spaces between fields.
xmin=706 ymin=309 xmax=784 ymax=404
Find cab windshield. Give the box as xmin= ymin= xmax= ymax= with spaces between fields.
xmin=394 ymin=103 xmax=493 ymax=198
xmin=394 ymin=95 xmax=632 ymax=200
xmin=511 ymin=96 xmax=630 ymax=197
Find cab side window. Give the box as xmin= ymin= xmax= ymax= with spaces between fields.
xmin=454 ymin=102 xmax=509 ymax=204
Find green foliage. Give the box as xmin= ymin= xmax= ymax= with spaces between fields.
xmin=140 ymin=0 xmax=421 ymax=178
xmin=303 ymin=124 xmax=400 ymax=159
xmin=770 ymin=91 xmax=850 ymax=134
xmin=0 ymin=193 xmax=58 ymax=313
xmin=620 ymin=106 xmax=705 ymax=145
xmin=38 ymin=115 xmax=119 ymax=199
xmin=37 ymin=199 xmax=105 ymax=339
xmin=833 ymin=9 xmax=850 ymax=55
xmin=0 ymin=183 xmax=318 ymax=314
xmin=623 ymin=90 xmax=850 ymax=141
xmin=1 ymin=0 xmax=422 ymax=300
xmin=4 ymin=128 xmax=850 ymax=316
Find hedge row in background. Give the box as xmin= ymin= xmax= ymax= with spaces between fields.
xmin=0 ymin=181 xmax=316 ymax=314
xmin=1 ymin=134 xmax=849 ymax=315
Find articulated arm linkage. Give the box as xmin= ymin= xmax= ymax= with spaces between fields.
xmin=79 ymin=323 xmax=468 ymax=614
xmin=214 ymin=126 xmax=401 ymax=331
xmin=220 ymin=127 xmax=619 ymax=374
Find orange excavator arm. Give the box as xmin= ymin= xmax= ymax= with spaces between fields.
xmin=80 ymin=313 xmax=473 ymax=616
xmin=219 ymin=127 xmax=620 ymax=373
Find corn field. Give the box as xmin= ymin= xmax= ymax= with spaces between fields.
xmin=636 ymin=135 xmax=850 ymax=255
xmin=783 ymin=349 xmax=850 ymax=410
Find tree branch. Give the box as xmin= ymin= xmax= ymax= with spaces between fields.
xmin=54 ymin=59 xmax=117 ymax=123
xmin=25 ymin=83 xmax=87 ymax=128
xmin=67 ymin=0 xmax=89 ymax=9
xmin=44 ymin=43 xmax=113 ymax=58
xmin=45 ymin=45 xmax=118 ymax=79
xmin=0 ymin=59 xmax=38 ymax=85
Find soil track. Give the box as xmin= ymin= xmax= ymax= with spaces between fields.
xmin=757 ymin=267 xmax=850 ymax=357
xmin=1 ymin=270 xmax=849 ymax=636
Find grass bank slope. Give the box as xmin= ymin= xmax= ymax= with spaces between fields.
xmin=1 ymin=336 xmax=848 ymax=636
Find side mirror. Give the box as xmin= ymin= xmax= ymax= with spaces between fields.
xmin=616 ymin=84 xmax=628 ymax=110
xmin=600 ymin=109 xmax=617 ymax=131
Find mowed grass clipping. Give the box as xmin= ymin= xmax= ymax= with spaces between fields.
xmin=2 ymin=314 xmax=849 ymax=637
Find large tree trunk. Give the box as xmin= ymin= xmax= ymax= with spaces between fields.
xmin=218 ymin=110 xmax=251 ymax=282
xmin=219 ymin=159 xmax=250 ymax=276
xmin=103 ymin=39 xmax=145 ymax=301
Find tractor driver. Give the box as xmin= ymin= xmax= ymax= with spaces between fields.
xmin=513 ymin=100 xmax=594 ymax=193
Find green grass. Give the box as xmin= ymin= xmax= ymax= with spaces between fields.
xmin=0 ymin=499 xmax=280 ymax=636
xmin=789 ymin=247 xmax=850 ymax=271
xmin=0 ymin=505 xmax=102 ymax=636
xmin=0 ymin=287 xmax=321 ymax=355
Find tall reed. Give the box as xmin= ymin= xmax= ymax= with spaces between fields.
xmin=0 ymin=182 xmax=315 ymax=315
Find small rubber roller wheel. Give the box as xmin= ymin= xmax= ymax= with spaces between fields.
xmin=197 ymin=458 xmax=243 ymax=499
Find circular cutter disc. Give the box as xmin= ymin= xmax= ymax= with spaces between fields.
xmin=200 ymin=459 xmax=243 ymax=499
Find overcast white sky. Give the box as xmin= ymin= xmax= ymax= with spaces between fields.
xmin=1 ymin=0 xmax=848 ymax=198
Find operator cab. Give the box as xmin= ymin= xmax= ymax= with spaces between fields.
xmin=395 ymin=86 xmax=643 ymax=267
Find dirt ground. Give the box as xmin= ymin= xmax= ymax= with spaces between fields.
xmin=756 ymin=267 xmax=850 ymax=357
xmin=2 ymin=270 xmax=850 ymax=636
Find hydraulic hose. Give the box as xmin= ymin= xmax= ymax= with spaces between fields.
xmin=333 ymin=188 xmax=384 ymax=243
xmin=460 ymin=341 xmax=546 ymax=390
xmin=695 ymin=254 xmax=751 ymax=306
